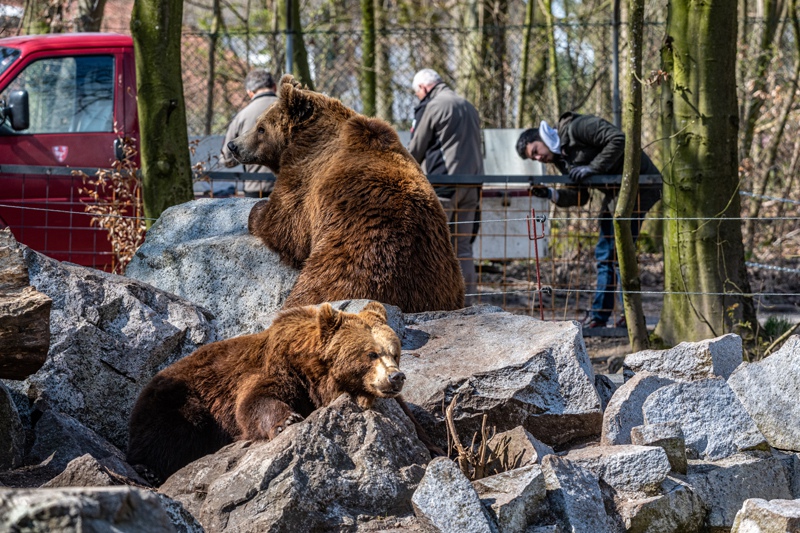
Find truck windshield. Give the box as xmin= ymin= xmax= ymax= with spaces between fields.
xmin=0 ymin=47 xmax=20 ymax=76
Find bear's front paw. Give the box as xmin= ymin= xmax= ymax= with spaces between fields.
xmin=247 ymin=199 xmax=270 ymax=236
xmin=268 ymin=411 xmax=304 ymax=440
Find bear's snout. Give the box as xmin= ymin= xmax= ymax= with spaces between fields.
xmin=227 ymin=140 xmax=240 ymax=157
xmin=388 ymin=371 xmax=405 ymax=387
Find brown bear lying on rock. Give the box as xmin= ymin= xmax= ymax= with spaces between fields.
xmin=227 ymin=74 xmax=465 ymax=313
xmin=127 ymin=302 xmax=409 ymax=483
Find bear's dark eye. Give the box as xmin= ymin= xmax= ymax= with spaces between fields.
xmin=368 ymin=352 xmax=379 ymax=360
xmin=257 ymin=127 xmax=265 ymax=134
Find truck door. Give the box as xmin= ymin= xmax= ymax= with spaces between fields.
xmin=0 ymin=52 xmax=120 ymax=268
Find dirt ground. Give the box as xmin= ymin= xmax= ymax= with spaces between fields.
xmin=478 ymin=251 xmax=800 ymax=377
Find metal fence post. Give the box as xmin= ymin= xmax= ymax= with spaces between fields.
xmin=285 ymin=0 xmax=294 ymax=77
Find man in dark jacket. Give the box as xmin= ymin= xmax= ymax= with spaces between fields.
xmin=408 ymin=68 xmax=484 ymax=302
xmin=221 ymin=69 xmax=278 ymax=197
xmin=516 ymin=112 xmax=661 ymax=328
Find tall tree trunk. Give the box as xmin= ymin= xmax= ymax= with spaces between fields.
xmin=615 ymin=0 xmax=648 ymax=351
xmin=204 ymin=0 xmax=222 ymax=136
xmin=656 ymin=0 xmax=757 ymax=344
xmin=360 ymin=0 xmax=376 ymax=116
xmin=374 ymin=0 xmax=393 ymax=122
xmin=541 ymin=0 xmax=561 ymax=112
xmin=516 ymin=0 xmax=535 ymax=128
xmin=76 ymin=0 xmax=108 ymax=31
xmin=21 ymin=0 xmax=62 ymax=34
xmin=278 ymin=0 xmax=314 ymax=89
xmin=483 ymin=0 xmax=508 ymax=127
xmin=457 ymin=0 xmax=486 ymax=110
xmin=739 ymin=0 xmax=785 ymax=161
xmin=744 ymin=0 xmax=800 ymax=251
xmin=131 ymin=0 xmax=194 ymax=227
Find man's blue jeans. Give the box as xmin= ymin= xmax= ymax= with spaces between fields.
xmin=591 ymin=205 xmax=648 ymax=324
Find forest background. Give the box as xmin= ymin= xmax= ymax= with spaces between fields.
xmin=2 ymin=0 xmax=799 ymax=350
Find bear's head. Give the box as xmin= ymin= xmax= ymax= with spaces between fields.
xmin=227 ymin=74 xmax=354 ymax=172
xmin=315 ymin=301 xmax=404 ymax=409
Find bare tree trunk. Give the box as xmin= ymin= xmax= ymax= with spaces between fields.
xmin=744 ymin=0 xmax=800 ymax=251
xmin=76 ymin=0 xmax=108 ymax=31
xmin=516 ymin=0 xmax=535 ymax=128
xmin=360 ymin=0 xmax=376 ymax=116
xmin=614 ymin=0 xmax=648 ymax=351
xmin=374 ymin=0 xmax=393 ymax=122
xmin=484 ymin=0 xmax=508 ymax=127
xmin=278 ymin=0 xmax=314 ymax=89
xmin=739 ymin=0 xmax=786 ymax=161
xmin=21 ymin=0 xmax=63 ymax=34
xmin=204 ymin=0 xmax=222 ymax=136
xmin=457 ymin=0 xmax=486 ymax=110
xmin=656 ymin=0 xmax=757 ymax=344
xmin=540 ymin=0 xmax=560 ymax=112
xmin=131 ymin=0 xmax=194 ymax=226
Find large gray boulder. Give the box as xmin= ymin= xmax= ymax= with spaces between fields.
xmin=0 ymin=486 xmax=203 ymax=532
xmin=688 ymin=454 xmax=794 ymax=530
xmin=486 ymin=426 xmax=554 ymax=472
xmin=0 ymin=382 xmax=24 ymax=470
xmin=161 ymin=395 xmax=429 ymax=532
xmin=631 ymin=422 xmax=687 ymax=475
xmin=541 ymin=454 xmax=612 ymax=533
xmin=126 ymin=198 xmax=299 ymax=339
xmin=0 ymin=229 xmax=51 ymax=380
xmin=731 ymin=498 xmax=800 ymax=532
xmin=7 ymin=247 xmax=216 ymax=451
xmin=601 ymin=371 xmax=675 ymax=446
xmin=27 ymin=410 xmax=140 ymax=481
xmin=624 ymin=334 xmax=743 ymax=382
xmin=413 ymin=457 xmax=496 ymax=533
xmin=642 ymin=378 xmax=768 ymax=460
xmin=560 ymin=445 xmax=672 ymax=496
xmin=728 ymin=335 xmax=800 ymax=452
xmin=473 ymin=465 xmax=547 ymax=533
xmin=42 ymin=454 xmax=143 ymax=488
xmin=616 ymin=476 xmax=705 ymax=533
xmin=400 ymin=312 xmax=601 ymax=448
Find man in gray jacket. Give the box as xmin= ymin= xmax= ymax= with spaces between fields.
xmin=408 ymin=69 xmax=484 ymax=303
xmin=221 ymin=69 xmax=278 ymax=197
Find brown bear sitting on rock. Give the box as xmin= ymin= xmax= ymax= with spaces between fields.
xmin=227 ymin=74 xmax=465 ymax=313
xmin=127 ymin=302 xmax=408 ymax=483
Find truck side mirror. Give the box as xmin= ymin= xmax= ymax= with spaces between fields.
xmin=7 ymin=90 xmax=29 ymax=131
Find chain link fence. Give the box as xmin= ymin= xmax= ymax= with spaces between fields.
xmin=181 ymin=20 xmax=669 ymax=164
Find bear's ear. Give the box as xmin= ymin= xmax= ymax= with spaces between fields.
xmin=279 ymin=79 xmax=315 ymax=126
xmin=317 ymin=303 xmax=344 ymax=341
xmin=360 ymin=301 xmax=388 ymax=327
xmin=279 ymin=74 xmax=301 ymax=89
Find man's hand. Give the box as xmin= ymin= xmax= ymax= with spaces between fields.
xmin=568 ymin=165 xmax=595 ymax=183
xmin=530 ymin=186 xmax=552 ymax=199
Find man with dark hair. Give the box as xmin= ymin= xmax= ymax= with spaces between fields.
xmin=517 ymin=112 xmax=661 ymax=328
xmin=221 ymin=69 xmax=278 ymax=197
xmin=407 ymin=68 xmax=484 ymax=303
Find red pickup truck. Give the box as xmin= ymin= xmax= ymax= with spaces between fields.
xmin=0 ymin=33 xmax=138 ymax=269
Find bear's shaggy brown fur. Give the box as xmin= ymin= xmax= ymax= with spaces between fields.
xmin=228 ymin=75 xmax=465 ymax=313
xmin=126 ymin=302 xmax=407 ymax=483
